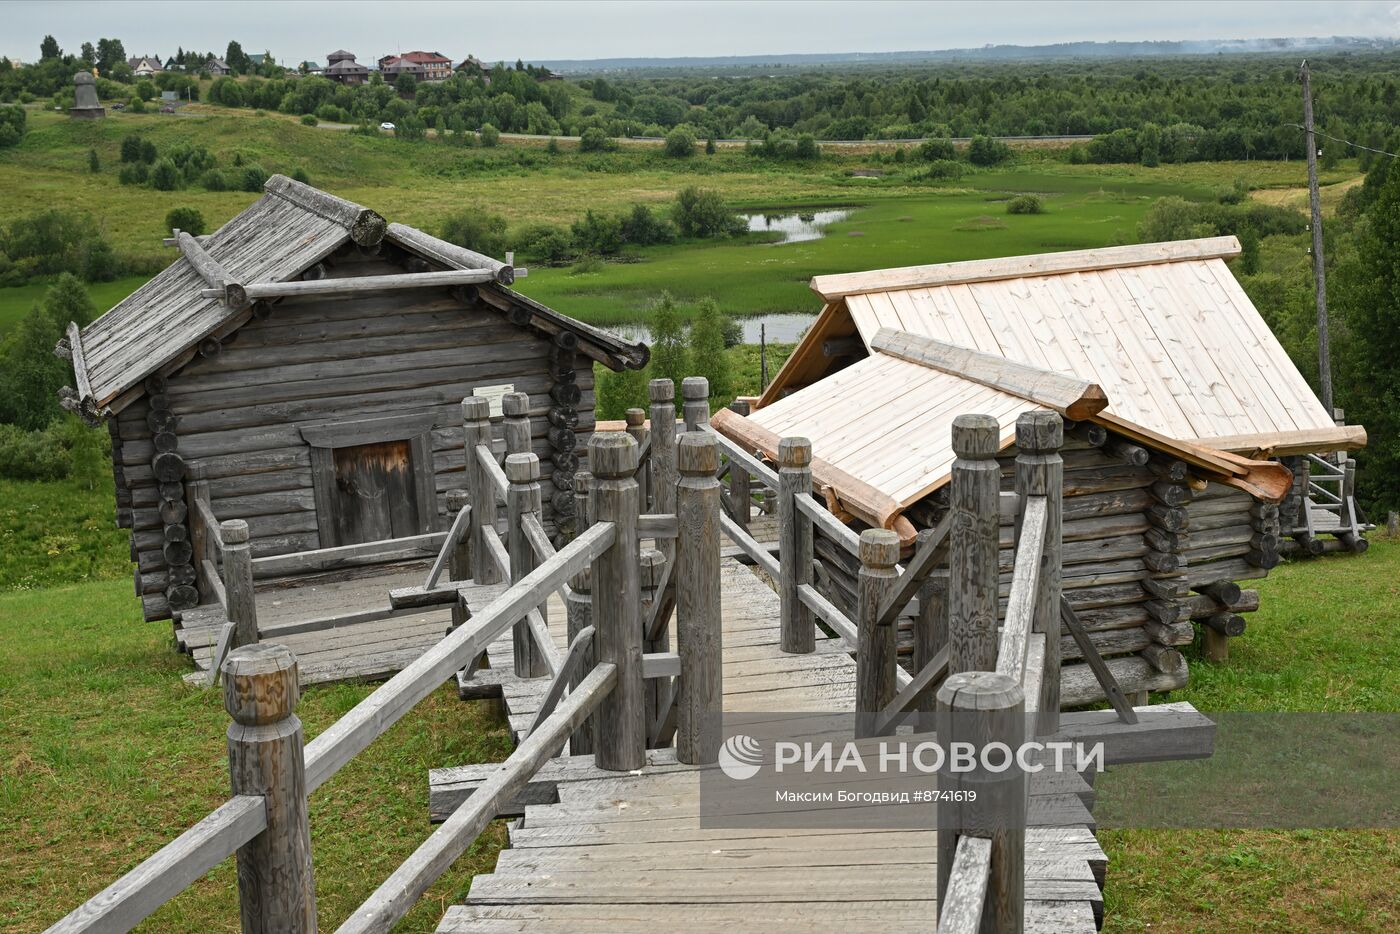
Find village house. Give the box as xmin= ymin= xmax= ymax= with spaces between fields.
xmin=57 ymin=176 xmax=648 ymax=624
xmin=205 ymin=58 xmax=231 ymax=76
xmin=713 ymin=236 xmax=1366 ymax=703
xmin=126 ymin=55 xmax=162 ymax=76
xmin=324 ymin=49 xmax=369 ymax=85
xmin=380 ymin=50 xmax=453 ymax=81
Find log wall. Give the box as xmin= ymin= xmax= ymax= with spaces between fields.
xmin=113 ymin=254 xmax=598 ymax=621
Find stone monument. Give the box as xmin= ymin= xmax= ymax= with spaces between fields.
xmin=70 ymin=71 xmax=105 ymax=119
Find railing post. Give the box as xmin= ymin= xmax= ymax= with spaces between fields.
xmin=949 ymin=414 xmax=1001 ymax=676
xmin=566 ymin=471 xmax=595 ymax=755
xmin=462 ymin=397 xmax=501 ymax=585
xmin=445 ymin=489 xmax=472 ymax=632
xmin=589 ymin=433 xmax=644 ymax=771
xmin=506 ymin=452 xmax=548 ymax=678
xmin=186 ymin=465 xmax=212 ymax=594
xmin=626 ymin=407 xmax=650 ymax=509
xmin=936 ymin=671 xmax=1026 ymax=934
xmin=221 ymin=519 xmax=258 ymax=648
xmin=778 ymin=437 xmax=815 ymax=654
xmin=675 ymin=432 xmax=722 ymax=764
xmin=682 ymin=376 xmax=709 ymax=432
xmin=856 ymin=528 xmax=900 ymax=735
xmin=1016 ymin=410 xmax=1063 ymax=734
xmin=223 ymin=644 xmax=315 ymax=933
xmin=502 ymin=391 xmax=531 ymax=458
xmin=913 ymin=526 xmax=948 ymax=713
xmin=728 ymin=400 xmax=752 ymax=531
xmin=649 ymin=379 xmax=678 ymax=567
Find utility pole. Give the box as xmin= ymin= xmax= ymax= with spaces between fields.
xmin=1301 ymin=60 xmax=1334 ymax=417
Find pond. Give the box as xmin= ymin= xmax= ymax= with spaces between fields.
xmin=741 ymin=209 xmax=852 ymax=244
xmin=602 ymin=312 xmax=816 ymax=346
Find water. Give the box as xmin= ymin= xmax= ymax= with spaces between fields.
xmin=741 ymin=209 xmax=852 ymax=244
xmin=603 ymin=313 xmax=816 ymax=346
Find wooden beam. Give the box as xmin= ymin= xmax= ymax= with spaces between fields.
xmin=871 ymin=327 xmax=1108 ymax=420
xmin=198 ymin=268 xmax=497 ymax=301
xmin=1199 ymin=425 xmax=1368 ymax=458
xmin=176 ymin=230 xmax=247 ymax=308
xmin=811 ymin=235 xmax=1242 ymax=300
xmin=264 ymin=173 xmax=386 ymax=247
xmin=386 ymin=221 xmax=514 ymax=283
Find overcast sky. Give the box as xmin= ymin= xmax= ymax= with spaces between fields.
xmin=5 ymin=0 xmax=1399 ymax=65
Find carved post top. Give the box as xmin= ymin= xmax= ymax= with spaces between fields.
xmin=936 ymin=670 xmax=1023 ymax=713
xmin=505 ymin=452 xmax=540 ymax=485
xmin=681 ymin=376 xmax=709 ymax=402
xmin=502 ymin=392 xmax=530 ymax=418
xmin=461 ymin=395 xmax=491 ymax=424
xmin=625 ymin=408 xmax=646 ymax=427
xmin=589 ymin=432 xmax=639 ymax=478
xmin=648 ymin=378 xmax=675 ymax=403
xmin=219 ymin=518 xmax=250 ymax=545
xmin=729 ymin=399 xmax=751 ymax=415
xmin=222 ymin=643 xmax=299 ymax=725
xmin=778 ymin=436 xmax=812 ymax=470
xmin=951 ymin=413 xmax=1000 ymax=460
xmin=678 ymin=432 xmax=719 ymax=475
xmin=573 ymin=470 xmax=592 ymax=494
xmin=859 ymin=528 xmax=900 ymax=569
xmin=1016 ymin=410 xmax=1063 ymax=454
xmin=446 ymin=488 xmax=470 ymax=509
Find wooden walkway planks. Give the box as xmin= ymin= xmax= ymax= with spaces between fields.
xmin=440 ymin=559 xmax=1105 ymax=933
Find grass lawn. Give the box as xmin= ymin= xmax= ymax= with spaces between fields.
xmin=0 ymin=275 xmax=149 ymax=339
xmin=1100 ymin=540 xmax=1400 ymax=933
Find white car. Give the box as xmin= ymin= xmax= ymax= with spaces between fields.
xmin=380 ymin=122 xmax=395 ymax=131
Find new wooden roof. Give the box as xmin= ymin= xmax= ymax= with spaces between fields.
xmin=718 ymin=238 xmax=1363 ymax=531
xmin=64 ymin=176 xmax=647 ymax=419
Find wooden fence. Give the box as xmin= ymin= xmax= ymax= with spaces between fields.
xmin=47 ymin=403 xmax=726 ymax=933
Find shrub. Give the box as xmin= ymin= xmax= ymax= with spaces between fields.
xmin=967 ymin=135 xmax=1011 ymax=166
xmin=479 ymin=123 xmax=500 ymax=147
xmin=199 ymin=168 xmax=230 ymax=191
xmin=513 ymin=223 xmax=574 ymax=265
xmin=300 ymin=113 xmax=317 ymax=126
xmin=0 ymin=104 xmax=26 ymax=148
xmin=546 ymin=137 xmax=559 ymax=155
xmin=128 ymin=96 xmax=145 ymax=114
xmin=0 ymin=423 xmax=72 ymax=480
xmin=150 ymin=157 xmax=181 ymax=191
xmin=117 ymin=162 xmax=148 ymax=185
xmin=571 ymin=210 xmax=624 ymax=255
xmin=439 ymin=208 xmax=508 ymax=258
xmin=918 ymin=138 xmax=956 ymax=161
xmin=81 ymin=239 xmax=121 ymax=281
xmin=688 ymin=298 xmax=732 ymax=404
xmin=1006 ymin=194 xmax=1044 ymax=215
xmin=140 ymin=139 xmax=157 ymax=163
xmin=664 ymin=127 xmax=696 ymax=158
xmin=705 ymin=136 xmax=717 ymax=155
xmin=620 ymin=204 xmax=675 ymax=246
xmin=0 ymin=212 xmax=119 ymax=285
xmin=87 ymin=149 xmax=100 ymax=173
xmin=673 ymin=187 xmax=744 ymax=239
xmin=165 ymin=206 xmax=206 ymax=236
xmin=239 ymin=163 xmax=269 ymax=192
xmin=0 ymin=276 xmax=98 ymax=430
xmin=579 ymin=127 xmax=615 ymax=152
xmin=119 ymin=133 xmax=143 ymax=162
xmin=919 ymin=159 xmax=964 ymax=181
xmin=291 ymin=167 xmax=311 ymax=185
xmin=649 ymin=293 xmax=688 ymax=388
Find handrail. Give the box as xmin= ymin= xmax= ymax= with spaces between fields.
xmin=936 ymin=835 xmax=992 ymax=934
xmin=423 ymin=504 xmax=471 ymax=591
xmin=303 ymin=520 xmax=614 ymax=793
xmin=482 ymin=521 xmax=563 ymax=678
xmin=994 ymin=494 xmax=1047 ymax=685
xmin=336 ymin=661 xmax=618 ymax=934
xmin=795 ymin=492 xmax=861 ymax=556
xmin=525 ymin=625 xmax=596 ymax=737
xmin=876 ymin=516 xmax=951 ymax=628
xmin=45 ymin=796 xmax=267 ymax=934
xmin=721 ymin=512 xmax=780 ymax=578
xmin=706 ymin=425 xmax=781 ymax=488
xmin=191 ymin=496 xmax=223 ymax=558
xmin=202 ymin=559 xmax=227 ymax=609
xmin=476 ymin=443 xmax=508 ymax=502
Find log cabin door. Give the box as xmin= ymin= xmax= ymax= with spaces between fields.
xmin=301 ymin=413 xmax=440 ymax=549
xmin=330 ymin=440 xmax=421 ymax=544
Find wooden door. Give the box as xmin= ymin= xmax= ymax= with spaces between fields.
xmin=330 ymin=440 xmax=422 ymax=545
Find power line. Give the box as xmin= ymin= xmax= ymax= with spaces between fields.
xmin=1287 ymin=123 xmax=1398 ymax=159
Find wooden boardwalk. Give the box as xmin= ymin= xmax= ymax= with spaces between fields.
xmin=433 ymin=560 xmax=1107 ymax=933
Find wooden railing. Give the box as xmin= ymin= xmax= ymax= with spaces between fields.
xmin=184 ymin=480 xmax=258 ymax=684
xmin=48 ymin=421 xmax=728 ymax=934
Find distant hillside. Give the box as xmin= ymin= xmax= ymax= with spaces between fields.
xmin=540 ymin=35 xmax=1399 ymax=74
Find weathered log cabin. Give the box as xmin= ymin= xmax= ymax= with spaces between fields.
xmin=57 ymin=175 xmax=648 ymax=623
xmin=714 ymin=236 xmax=1366 ymax=703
